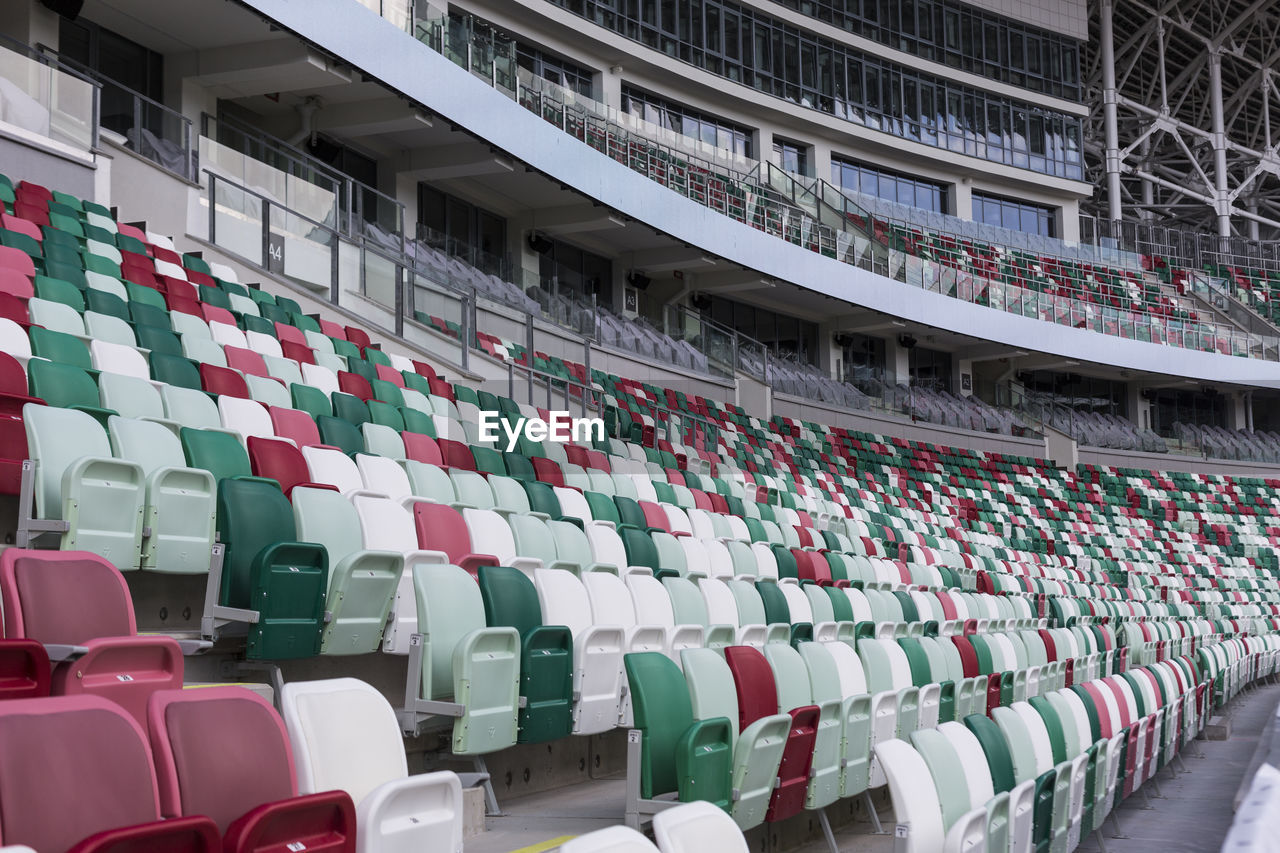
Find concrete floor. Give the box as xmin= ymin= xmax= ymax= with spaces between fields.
xmin=465 ymin=681 xmax=1280 ymax=853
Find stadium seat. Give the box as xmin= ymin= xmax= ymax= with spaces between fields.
xmin=652 ymin=799 xmax=750 ymax=853
xmin=209 ymin=477 xmax=327 ymax=659
xmin=109 ymin=416 xmax=217 ymax=574
xmin=147 ymin=686 xmax=357 ymax=849
xmin=0 ymin=695 xmax=190 ymax=852
xmin=291 ymin=486 xmax=402 ymax=655
xmin=280 ymin=678 xmax=464 ymax=853
xmin=21 ymin=404 xmax=145 ymax=569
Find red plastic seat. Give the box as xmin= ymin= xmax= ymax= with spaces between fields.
xmin=281 ymin=340 xmax=316 ymax=365
xmin=0 ymin=268 xmax=33 ymax=299
xmin=344 ymin=326 xmax=372 ymax=354
xmin=402 ymin=431 xmax=443 ymax=465
xmin=412 ymin=360 xmax=438 ymax=381
xmin=166 ymin=293 xmax=202 ymax=316
xmin=200 ymin=363 xmax=250 ymax=399
xmin=274 ymin=322 xmax=308 ymax=346
xmin=0 ymin=352 xmax=39 ymax=494
xmin=269 ymin=406 xmax=322 ymax=448
xmin=427 ymin=377 xmax=455 ymax=402
xmin=438 ymin=438 xmax=476 ymax=471
xmin=532 ymin=457 xmax=566 ymax=488
xmin=0 ymin=549 xmax=184 ymax=733
xmin=337 ymin=371 xmax=373 ymax=402
xmin=147 ymin=685 xmax=356 ymax=851
xmin=638 ymin=500 xmax=671 ymax=533
xmin=248 ymin=437 xmax=333 ymax=498
xmin=723 ymin=645 xmax=816 ymax=823
xmin=318 ymin=319 xmax=346 ymax=339
xmin=412 ymin=502 xmax=498 ymax=577
xmin=201 ymin=304 xmax=236 ymax=326
xmin=12 ymin=201 xmax=49 ymax=227
xmin=0 ymin=638 xmax=50 ymax=700
xmin=68 ymin=815 xmax=221 ymax=853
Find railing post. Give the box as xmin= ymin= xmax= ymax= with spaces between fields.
xmin=526 ymin=313 xmax=534 ymax=404
xmin=394 ymin=262 xmax=405 ymax=338
xmin=330 ymin=231 xmax=340 ymax=305
xmin=261 ymin=198 xmax=271 ymax=270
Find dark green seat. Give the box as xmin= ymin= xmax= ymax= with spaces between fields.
xmin=150 ymin=352 xmax=203 ymax=391
xmin=317 ymin=415 xmax=364 ymax=456
xmin=370 ymin=378 xmax=404 ymax=407
xmin=198 ymin=284 xmax=231 ymax=310
xmin=34 ymin=276 xmax=85 ymax=310
xmin=85 ymin=289 xmax=130 ymax=322
xmin=477 ymin=565 xmax=573 ymax=744
xmin=29 ymin=326 xmax=91 ymax=369
xmin=623 ymin=652 xmax=733 ymax=808
xmin=583 ymin=491 xmax=621 ymax=527
xmin=620 ymin=527 xmax=660 ymax=573
xmin=966 ymin=713 xmax=1054 ymax=853
xmin=129 ymin=301 xmax=170 ymax=330
xmin=216 ymin=476 xmax=327 ymax=659
xmin=291 ymin=383 xmax=332 ymax=419
xmin=27 ymin=360 xmax=115 ymax=427
xmin=503 ymin=452 xmax=536 ymax=483
xmin=42 ymin=261 xmax=86 ymax=288
xmin=331 ymin=392 xmax=369 ymax=427
xmin=756 ymin=581 xmax=790 ymax=625
xmin=770 ymin=544 xmax=798 ymax=580
xmin=180 ymin=427 xmax=252 ymax=482
xmin=136 ymin=324 xmax=183 ymax=356
xmin=614 ymin=495 xmax=648 ymax=531
xmin=241 ymin=314 xmax=273 ymax=335
xmin=523 ymin=480 xmax=563 ymax=521
xmin=400 ymin=407 xmax=435 ymax=436
xmin=471 ymin=445 xmax=506 ymax=476
xmin=366 ymin=400 xmax=404 ymax=432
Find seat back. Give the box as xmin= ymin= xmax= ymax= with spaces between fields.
xmin=148 ymin=686 xmax=297 ymax=833
xmin=0 ymin=548 xmax=136 ymax=642
xmin=0 ymin=696 xmax=161 ymax=852
xmin=280 ymin=677 xmax=408 ymax=805
xmin=652 ymin=800 xmax=749 ymax=853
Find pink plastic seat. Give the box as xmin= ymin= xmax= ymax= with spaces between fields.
xmin=147 ymin=686 xmax=356 ymax=851
xmin=0 ymin=549 xmax=183 ymax=732
xmin=0 ymin=695 xmax=164 ymax=852
xmin=412 ymin=502 xmax=498 ymax=577
xmin=269 ymin=406 xmax=322 ymax=448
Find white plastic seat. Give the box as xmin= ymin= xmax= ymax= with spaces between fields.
xmin=301 ymin=362 xmax=340 ymax=397
xmin=560 ymin=826 xmax=658 ymax=853
xmin=281 ymin=677 xmax=464 ymax=853
xmin=652 ymin=797 xmax=749 ymax=853
xmin=209 ymin=321 xmax=249 ymax=350
xmin=355 ymin=453 xmax=413 ymax=502
xmin=0 ymin=318 xmax=31 ymax=363
xmin=533 ymin=567 xmax=625 ymax=735
xmin=461 ymin=508 xmax=541 ymax=575
xmin=90 ymin=340 xmax=149 ymax=379
xmin=245 ymin=374 xmax=291 ymax=407
xmin=217 ymin=396 xmax=274 ymax=442
xmin=302 ymin=445 xmax=365 ymax=494
xmin=245 ymin=330 xmax=285 ymax=359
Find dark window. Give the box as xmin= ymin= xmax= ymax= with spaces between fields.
xmin=621 ymin=86 xmax=753 ymax=157
xmin=515 ymin=43 xmax=595 ymax=98
xmin=971 ymin=192 xmax=1055 ymax=237
xmin=773 ymin=138 xmax=810 ymax=176
xmin=705 ymin=294 xmax=817 ymax=363
xmin=418 ymin=184 xmax=510 ymax=278
xmin=59 ymin=18 xmax=164 ymax=137
xmin=545 ymin=0 xmax=1084 ymax=179
xmin=830 ymin=157 xmax=947 ymax=213
xmin=537 ymin=236 xmax=613 ymax=305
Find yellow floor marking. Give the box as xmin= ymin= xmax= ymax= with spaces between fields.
xmin=505 ymin=834 xmax=577 ymax=853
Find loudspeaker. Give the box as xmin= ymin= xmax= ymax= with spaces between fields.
xmin=527 ymin=233 xmax=553 ymax=255
xmin=40 ymin=0 xmax=84 ymax=18
xmin=626 ymin=270 xmax=650 ymax=291
xmin=897 ymin=333 xmax=917 ymax=350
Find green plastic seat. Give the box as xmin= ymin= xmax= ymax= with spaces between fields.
xmin=624 ymin=651 xmax=733 ymax=809
xmin=29 ymin=326 xmax=91 ymax=369
xmin=290 ymin=383 xmax=332 ymax=419
xmin=291 ymin=485 xmax=403 ymax=655
xmin=136 ymin=324 xmax=182 ymax=357
xmin=477 ymin=565 xmax=573 ymax=744
xmin=27 ymin=360 xmax=114 ymax=426
xmin=215 ymin=476 xmax=327 ymax=659
xmin=332 ymin=392 xmax=369 ymax=427
xmin=180 ymin=427 xmax=252 ymax=482
xmin=23 ymin=404 xmax=145 ymax=569
xmin=108 ymin=416 xmax=216 ymax=574
xmin=150 ymin=353 xmax=203 ymax=391
xmin=317 ymin=415 xmax=365 ymax=456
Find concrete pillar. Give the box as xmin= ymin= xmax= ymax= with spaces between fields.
xmin=810 ymin=142 xmax=831 ymax=184
xmin=1228 ymin=392 xmax=1248 ymax=431
xmin=817 ymin=323 xmax=839 ymax=378
xmin=599 ymin=65 xmax=623 ymax=108
xmin=952 ymin=178 xmax=973 ymax=220
xmin=1099 ymin=0 xmax=1124 ymax=223
xmin=757 ymin=128 xmax=775 ymax=170
xmin=1126 ymin=382 xmax=1151 ymax=432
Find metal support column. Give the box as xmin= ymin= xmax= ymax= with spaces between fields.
xmin=1208 ymin=51 xmax=1232 ymax=239
xmin=1100 ymin=0 xmax=1124 ymax=224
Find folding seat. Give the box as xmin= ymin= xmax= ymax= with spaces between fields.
xmin=533 ymin=567 xmax=626 ymax=734
xmin=318 ymin=415 xmax=365 ymax=456
xmin=724 ymin=645 xmax=817 ymax=823
xmin=302 ymin=444 xmax=365 ymax=494
xmin=249 ymin=436 xmax=327 ymax=497
xmin=477 ymin=565 xmax=574 ymax=743
xmin=412 ymin=501 xmax=501 ymax=576
xmin=217 ymin=395 xmax=274 ymax=443
xmin=0 ymin=547 xmax=184 ymax=734
xmin=622 ymin=652 xmax=733 ymax=822
xmin=85 ymin=310 xmax=137 ymax=348
xmin=210 ymin=478 xmax=327 ymax=659
xmin=199 ymin=363 xmax=248 ymax=399
xmin=147 ymin=687 xmax=356 ymax=847
xmin=280 ymin=679 xmax=464 ymax=853
xmin=964 ymin=712 xmax=1041 ymax=853
xmin=449 ymin=468 xmax=496 ymax=511
xmin=21 ymin=404 xmax=145 ymax=568
xmin=269 ymin=405 xmax=321 ymax=448
xmin=991 ymin=702 xmax=1079 ymax=853
xmin=857 ymin=637 xmax=925 ymax=785
xmin=108 ymin=416 xmax=217 ymax=574
xmin=463 ymin=507 xmax=542 ymax=574
xmin=0 ymin=694 xmax=221 ymax=852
